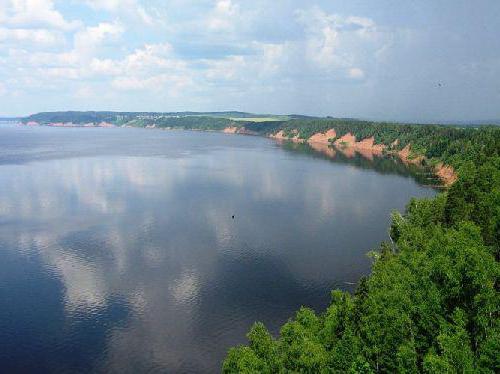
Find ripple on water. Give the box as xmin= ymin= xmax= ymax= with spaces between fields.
xmin=0 ymin=127 xmax=436 ymax=373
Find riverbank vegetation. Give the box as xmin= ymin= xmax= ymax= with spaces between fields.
xmin=22 ymin=111 xmax=497 ymax=168
xmin=223 ymin=128 xmax=500 ymax=372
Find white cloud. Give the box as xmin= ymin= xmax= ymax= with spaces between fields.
xmin=295 ymin=6 xmax=382 ymax=79
xmin=0 ymin=20 xmax=126 ymax=95
xmin=94 ymin=43 xmax=194 ymax=96
xmin=84 ymin=0 xmax=155 ymax=25
xmin=123 ymin=43 xmax=185 ymax=72
xmin=0 ymin=2 xmax=383 ymax=109
xmin=111 ymin=76 xmax=153 ymax=90
xmin=348 ymin=67 xmax=365 ymax=79
xmin=90 ymin=42 xmax=191 ymax=95
xmin=204 ymin=55 xmax=246 ymax=81
xmin=0 ymin=0 xmax=81 ymax=31
xmin=73 ymin=21 xmax=124 ymax=58
xmin=90 ymin=57 xmax=123 ymax=75
xmin=207 ymin=0 xmax=240 ymax=31
xmin=0 ymin=27 xmax=63 ymax=46
xmin=112 ymin=73 xmax=193 ymax=95
xmin=74 ymin=85 xmax=94 ymax=98
xmin=40 ymin=66 xmax=81 ymax=79
xmin=257 ymin=42 xmax=287 ymax=75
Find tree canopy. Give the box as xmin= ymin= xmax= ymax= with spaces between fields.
xmin=223 ymin=125 xmax=500 ymax=373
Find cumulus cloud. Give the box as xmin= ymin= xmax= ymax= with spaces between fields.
xmin=111 ymin=74 xmax=192 ymax=94
xmin=207 ymin=0 xmax=240 ymax=31
xmin=0 ymin=1 xmax=387 ymax=114
xmin=0 ymin=1 xmax=380 ymax=112
xmin=0 ymin=0 xmax=81 ymax=30
xmin=295 ymin=6 xmax=383 ymax=80
xmin=74 ymin=21 xmax=124 ymax=58
xmin=83 ymin=0 xmax=155 ymax=25
xmin=0 ymin=27 xmax=63 ymax=46
xmin=90 ymin=43 xmax=192 ymax=95
xmin=1 ymin=0 xmax=499 ymax=121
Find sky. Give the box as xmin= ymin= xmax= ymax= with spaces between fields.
xmin=0 ymin=0 xmax=500 ymax=122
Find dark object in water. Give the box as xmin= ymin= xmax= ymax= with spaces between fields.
xmin=232 ymin=215 xmax=235 ymax=219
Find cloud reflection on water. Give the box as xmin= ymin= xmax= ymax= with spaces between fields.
xmin=0 ymin=130 xmax=436 ymax=372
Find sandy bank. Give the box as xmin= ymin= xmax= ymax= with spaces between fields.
xmin=397 ymin=144 xmax=424 ymax=165
xmin=435 ymin=163 xmax=458 ymax=186
xmin=308 ymin=129 xmax=337 ymax=145
xmin=269 ymin=130 xmax=304 ymax=143
xmin=223 ymin=126 xmax=238 ymax=134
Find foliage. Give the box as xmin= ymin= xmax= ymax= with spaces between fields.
xmin=223 ymin=126 xmax=500 ymax=372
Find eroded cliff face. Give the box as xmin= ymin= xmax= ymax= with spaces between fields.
xmin=269 ymin=128 xmax=457 ymax=186
xmin=397 ymin=144 xmax=424 ymax=165
xmin=435 ymin=163 xmax=458 ymax=186
xmin=308 ymin=129 xmax=337 ymax=144
xmin=334 ymin=132 xmax=357 ymax=147
xmin=355 ymin=137 xmax=386 ymax=153
xmin=307 ymin=131 xmax=388 ymax=155
xmin=269 ymin=130 xmax=304 ymax=142
xmin=271 ymin=128 xmax=394 ymax=161
xmin=223 ymin=126 xmax=238 ymax=134
xmin=330 ymin=133 xmax=387 ymax=159
xmin=269 ymin=130 xmax=285 ymax=140
xmin=222 ymin=126 xmax=258 ymax=135
xmin=392 ymin=144 xmax=457 ymax=185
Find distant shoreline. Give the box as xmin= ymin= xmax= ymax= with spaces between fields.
xmin=16 ymin=119 xmax=457 ymax=186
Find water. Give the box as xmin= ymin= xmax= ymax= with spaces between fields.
xmin=0 ymin=125 xmax=435 ymax=373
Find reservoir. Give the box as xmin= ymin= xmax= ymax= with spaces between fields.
xmin=0 ymin=125 xmax=435 ymax=373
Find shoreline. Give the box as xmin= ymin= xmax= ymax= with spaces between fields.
xmin=264 ymin=127 xmax=456 ymax=186
xmin=18 ymin=121 xmax=457 ymax=187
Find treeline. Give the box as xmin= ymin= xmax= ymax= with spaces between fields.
xmin=222 ymin=128 xmax=500 ymax=372
xmin=244 ymin=119 xmax=500 ymax=168
xmin=134 ymin=116 xmax=235 ymax=130
xmin=21 ymin=111 xmax=284 ymax=125
xmin=23 ymin=111 xmax=500 ymax=169
xmin=24 ymin=111 xmax=136 ymax=124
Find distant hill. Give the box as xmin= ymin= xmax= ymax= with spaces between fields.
xmin=20 ymin=110 xmax=500 ymax=128
xmin=440 ymin=119 xmax=500 ymax=126
xmin=20 ymin=111 xmax=322 ymax=126
xmin=21 ymin=111 xmax=304 ymax=124
xmin=0 ymin=117 xmax=21 ymax=121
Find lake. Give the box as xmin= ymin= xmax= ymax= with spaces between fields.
xmin=0 ymin=125 xmax=435 ymax=373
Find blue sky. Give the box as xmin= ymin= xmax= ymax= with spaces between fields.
xmin=1 ymin=0 xmax=499 ymax=122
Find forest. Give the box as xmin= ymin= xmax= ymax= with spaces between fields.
xmin=222 ymin=127 xmax=500 ymax=372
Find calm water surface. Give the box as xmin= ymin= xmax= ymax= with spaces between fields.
xmin=0 ymin=126 xmax=435 ymax=373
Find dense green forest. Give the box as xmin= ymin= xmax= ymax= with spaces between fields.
xmin=223 ymin=129 xmax=500 ymax=372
